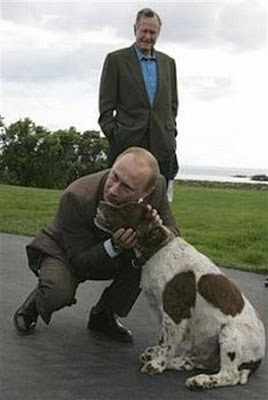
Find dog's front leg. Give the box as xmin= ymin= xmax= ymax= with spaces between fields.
xmin=141 ymin=345 xmax=171 ymax=375
xmin=140 ymin=345 xmax=161 ymax=365
xmin=141 ymin=314 xmax=184 ymax=375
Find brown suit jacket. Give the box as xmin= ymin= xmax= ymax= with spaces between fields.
xmin=98 ymin=45 xmax=178 ymax=162
xmin=26 ymin=169 xmax=179 ymax=281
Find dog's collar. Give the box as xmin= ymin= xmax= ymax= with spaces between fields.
xmin=94 ymin=217 xmax=113 ymax=234
xmin=131 ymin=255 xmax=148 ymax=269
xmin=131 ymin=248 xmax=148 ymax=269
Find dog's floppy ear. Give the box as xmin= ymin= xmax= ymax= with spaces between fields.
xmin=98 ymin=200 xmax=118 ymax=210
xmin=119 ymin=203 xmax=149 ymax=230
xmin=126 ymin=202 xmax=148 ymax=219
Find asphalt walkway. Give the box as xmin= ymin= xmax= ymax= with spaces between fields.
xmin=0 ymin=233 xmax=267 ymax=400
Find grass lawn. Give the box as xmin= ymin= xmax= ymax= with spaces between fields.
xmin=0 ymin=183 xmax=267 ymax=273
xmin=172 ymin=183 xmax=268 ymax=273
xmin=0 ymin=185 xmax=61 ymax=236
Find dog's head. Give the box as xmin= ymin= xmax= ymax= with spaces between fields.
xmin=95 ymin=201 xmax=149 ymax=233
xmin=95 ymin=201 xmax=174 ymax=258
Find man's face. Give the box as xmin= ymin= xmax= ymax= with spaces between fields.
xmin=103 ymin=154 xmax=153 ymax=205
xmin=134 ymin=16 xmax=160 ymax=54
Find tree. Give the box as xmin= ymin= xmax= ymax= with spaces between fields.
xmin=0 ymin=118 xmax=48 ymax=186
xmin=72 ymin=130 xmax=108 ymax=180
xmin=0 ymin=117 xmax=108 ymax=188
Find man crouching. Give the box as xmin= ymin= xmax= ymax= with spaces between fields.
xmin=13 ymin=147 xmax=179 ymax=342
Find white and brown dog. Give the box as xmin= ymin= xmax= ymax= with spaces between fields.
xmin=95 ymin=201 xmax=266 ymax=390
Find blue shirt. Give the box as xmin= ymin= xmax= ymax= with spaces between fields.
xmin=135 ymin=45 xmax=157 ymax=106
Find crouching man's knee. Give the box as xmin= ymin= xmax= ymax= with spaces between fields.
xmin=37 ymin=256 xmax=78 ymax=324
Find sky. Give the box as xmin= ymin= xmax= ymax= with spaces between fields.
xmin=1 ymin=0 xmax=267 ymax=170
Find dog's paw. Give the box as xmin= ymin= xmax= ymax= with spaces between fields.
xmin=186 ymin=374 xmax=218 ymax=391
xmin=141 ymin=359 xmax=166 ymax=375
xmin=140 ymin=345 xmax=159 ymax=364
xmin=167 ymin=356 xmax=194 ymax=371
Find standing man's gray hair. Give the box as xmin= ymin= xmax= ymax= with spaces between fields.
xmin=135 ymin=8 xmax=162 ymax=29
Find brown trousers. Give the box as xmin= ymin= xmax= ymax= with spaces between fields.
xmin=36 ymin=256 xmax=142 ymax=324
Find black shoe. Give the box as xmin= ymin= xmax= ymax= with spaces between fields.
xmin=13 ymin=289 xmax=39 ymax=335
xmin=87 ymin=307 xmax=133 ymax=342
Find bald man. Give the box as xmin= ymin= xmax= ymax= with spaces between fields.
xmin=14 ymin=147 xmax=179 ymax=342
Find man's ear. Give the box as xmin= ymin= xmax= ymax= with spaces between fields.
xmin=133 ymin=24 xmax=137 ymax=35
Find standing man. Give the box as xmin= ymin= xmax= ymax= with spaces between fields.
xmin=13 ymin=147 xmax=179 ymax=343
xmin=98 ymin=8 xmax=179 ymax=186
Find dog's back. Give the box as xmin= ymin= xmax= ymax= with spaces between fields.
xmin=95 ymin=201 xmax=265 ymax=389
xmin=141 ymin=236 xmax=265 ymax=378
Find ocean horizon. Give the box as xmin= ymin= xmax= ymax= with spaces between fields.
xmin=176 ymin=165 xmax=268 ymax=184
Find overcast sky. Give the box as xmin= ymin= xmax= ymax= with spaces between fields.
xmin=1 ymin=0 xmax=267 ymax=169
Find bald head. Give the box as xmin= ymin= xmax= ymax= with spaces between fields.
xmin=104 ymin=147 xmax=160 ymax=205
xmin=116 ymin=147 xmax=160 ymax=189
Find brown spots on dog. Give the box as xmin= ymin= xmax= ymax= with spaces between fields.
xmin=163 ymin=271 xmax=196 ymax=324
xmin=238 ymin=359 xmax=262 ymax=375
xmin=227 ymin=352 xmax=236 ymax=361
xmin=198 ymin=274 xmax=244 ymax=316
xmin=138 ymin=226 xmax=170 ymax=259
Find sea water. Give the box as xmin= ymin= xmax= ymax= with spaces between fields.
xmin=176 ymin=165 xmax=268 ymax=184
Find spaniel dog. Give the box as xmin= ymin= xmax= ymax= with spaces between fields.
xmin=95 ymin=201 xmax=265 ymax=390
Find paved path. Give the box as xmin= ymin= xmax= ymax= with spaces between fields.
xmin=0 ymin=233 xmax=267 ymax=400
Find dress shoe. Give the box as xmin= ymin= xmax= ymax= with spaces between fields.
xmin=13 ymin=289 xmax=39 ymax=335
xmin=87 ymin=307 xmax=133 ymax=342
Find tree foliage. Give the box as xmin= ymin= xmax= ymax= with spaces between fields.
xmin=0 ymin=116 xmax=108 ymax=189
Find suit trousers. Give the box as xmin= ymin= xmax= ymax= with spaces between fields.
xmin=35 ymin=255 xmax=142 ymax=324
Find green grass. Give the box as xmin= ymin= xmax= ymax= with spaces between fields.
xmin=172 ymin=184 xmax=268 ymax=273
xmin=0 ymin=183 xmax=267 ymax=273
xmin=0 ymin=185 xmax=61 ymax=236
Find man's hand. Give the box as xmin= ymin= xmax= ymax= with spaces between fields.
xmin=146 ymin=204 xmax=173 ymax=236
xmin=112 ymin=228 xmax=137 ymax=250
xmin=146 ymin=204 xmax=163 ymax=225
